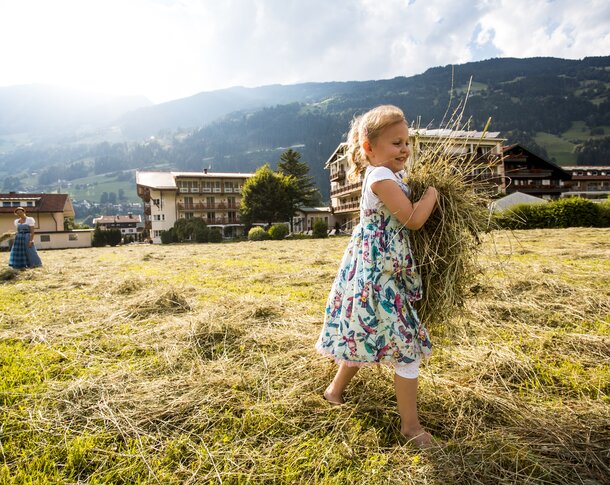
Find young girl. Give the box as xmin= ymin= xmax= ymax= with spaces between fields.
xmin=315 ymin=105 xmax=439 ymax=447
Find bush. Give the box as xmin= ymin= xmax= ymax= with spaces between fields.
xmin=194 ymin=226 xmax=209 ymax=243
xmin=312 ymin=220 xmax=328 ymax=238
xmin=160 ymin=228 xmax=177 ymax=244
xmin=92 ymin=226 xmax=105 ymax=247
xmin=208 ymin=228 xmax=223 ymax=243
xmin=596 ymin=200 xmax=610 ymax=227
xmin=268 ymin=223 xmax=289 ymax=240
xmin=248 ymin=227 xmax=270 ymax=241
xmin=494 ymin=197 xmax=610 ymax=229
xmin=548 ymin=197 xmax=599 ymax=228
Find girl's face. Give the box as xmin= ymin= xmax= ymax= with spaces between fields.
xmin=365 ymin=122 xmax=411 ymax=173
xmin=15 ymin=209 xmax=25 ymax=218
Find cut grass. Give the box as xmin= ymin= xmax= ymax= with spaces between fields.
xmin=0 ymin=228 xmax=608 ymax=484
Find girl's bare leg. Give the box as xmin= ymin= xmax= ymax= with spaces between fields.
xmin=394 ymin=374 xmax=434 ymax=447
xmin=324 ymin=363 xmax=359 ymax=404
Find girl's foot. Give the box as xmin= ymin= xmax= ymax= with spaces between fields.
xmin=401 ymin=428 xmax=436 ymax=448
xmin=323 ymin=387 xmax=344 ymax=405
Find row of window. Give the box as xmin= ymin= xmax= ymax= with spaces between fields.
xmin=178 ymin=180 xmax=244 ymax=190
xmin=2 ymin=201 xmax=35 ymax=207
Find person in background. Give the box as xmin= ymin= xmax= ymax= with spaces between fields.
xmin=9 ymin=207 xmax=43 ymax=269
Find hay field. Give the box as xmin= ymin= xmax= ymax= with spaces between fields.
xmin=0 ymin=228 xmax=609 ymax=484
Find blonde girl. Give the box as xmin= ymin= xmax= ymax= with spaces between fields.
xmin=316 ymin=105 xmax=438 ymax=447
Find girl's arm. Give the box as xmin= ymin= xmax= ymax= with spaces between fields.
xmin=371 ymin=180 xmax=438 ymax=230
xmin=28 ymin=220 xmax=35 ymax=246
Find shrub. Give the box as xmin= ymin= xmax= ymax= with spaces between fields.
xmin=248 ymin=227 xmax=270 ymax=241
xmin=268 ymin=224 xmax=289 ymax=240
xmin=208 ymin=228 xmax=223 ymax=243
xmin=596 ymin=200 xmax=610 ymax=227
xmin=494 ymin=197 xmax=610 ymax=230
xmin=312 ymin=220 xmax=328 ymax=238
xmin=494 ymin=203 xmax=549 ymax=229
xmin=92 ymin=226 xmax=106 ymax=247
xmin=160 ymin=228 xmax=177 ymax=244
xmin=548 ymin=197 xmax=599 ymax=228
xmin=194 ymin=226 xmax=209 ymax=243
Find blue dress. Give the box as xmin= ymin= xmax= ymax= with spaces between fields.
xmin=316 ymin=176 xmax=431 ymax=367
xmin=9 ymin=222 xmax=42 ymax=269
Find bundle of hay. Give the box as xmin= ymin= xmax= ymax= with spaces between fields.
xmin=405 ymin=113 xmax=498 ymax=331
xmin=0 ymin=231 xmax=15 ymax=243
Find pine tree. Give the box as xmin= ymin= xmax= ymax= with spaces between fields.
xmin=277 ymin=149 xmax=322 ymax=208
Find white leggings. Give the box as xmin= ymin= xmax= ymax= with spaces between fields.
xmin=394 ymin=355 xmax=421 ymax=379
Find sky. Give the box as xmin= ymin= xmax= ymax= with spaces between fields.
xmin=1 ymin=0 xmax=609 ymax=104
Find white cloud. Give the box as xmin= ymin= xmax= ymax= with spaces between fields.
xmin=0 ymin=0 xmax=608 ymax=102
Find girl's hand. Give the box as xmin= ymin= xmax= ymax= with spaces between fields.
xmin=28 ymin=241 xmax=34 ymax=247
xmin=426 ymin=187 xmax=440 ymax=206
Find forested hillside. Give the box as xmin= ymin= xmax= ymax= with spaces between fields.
xmin=1 ymin=56 xmax=609 ymax=200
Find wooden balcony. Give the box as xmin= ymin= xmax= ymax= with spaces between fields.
xmin=331 ymin=181 xmax=363 ymax=197
xmin=177 ymin=202 xmax=238 ymax=211
xmin=206 ymin=217 xmax=242 ymax=225
xmin=330 ymin=169 xmax=346 ymax=182
xmin=505 ymin=169 xmax=553 ymax=178
xmin=333 ymin=201 xmax=360 ymax=213
xmin=506 ymin=184 xmax=566 ymax=193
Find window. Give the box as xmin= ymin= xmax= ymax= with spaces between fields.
xmin=153 ymin=214 xmax=165 ymax=221
xmin=154 ymin=230 xmax=162 ymax=237
xmin=40 ymin=235 xmax=51 ymax=242
xmin=185 ymin=212 xmax=194 ymax=219
xmin=69 ymin=234 xmax=78 ymax=241
xmin=26 ymin=201 xmax=34 ymax=206
xmin=2 ymin=202 xmax=10 ymax=207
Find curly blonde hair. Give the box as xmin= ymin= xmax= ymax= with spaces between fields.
xmin=346 ymin=105 xmax=407 ymax=182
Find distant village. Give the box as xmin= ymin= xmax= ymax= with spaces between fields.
xmin=1 ymin=131 xmax=609 ymax=249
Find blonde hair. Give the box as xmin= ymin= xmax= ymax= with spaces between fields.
xmin=346 ymin=105 xmax=407 ymax=181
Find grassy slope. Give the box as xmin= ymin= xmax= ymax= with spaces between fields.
xmin=536 ymin=122 xmax=610 ymax=165
xmin=0 ymin=229 xmax=608 ymax=484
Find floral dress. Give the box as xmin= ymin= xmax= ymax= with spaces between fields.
xmin=316 ymin=170 xmax=431 ymax=367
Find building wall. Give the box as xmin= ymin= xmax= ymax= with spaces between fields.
xmin=0 ymin=212 xmax=65 ymax=234
xmin=149 ymin=189 xmax=177 ymax=243
xmin=35 ymin=230 xmax=93 ymax=249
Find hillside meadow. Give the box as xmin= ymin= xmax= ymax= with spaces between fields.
xmin=0 ymin=228 xmax=609 ymax=484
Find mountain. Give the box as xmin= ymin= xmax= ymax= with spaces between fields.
xmin=1 ymin=56 xmax=609 ymax=202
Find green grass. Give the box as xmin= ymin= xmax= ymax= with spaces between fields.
xmin=65 ymin=172 xmax=139 ymax=203
xmin=533 ymin=131 xmax=578 ymax=165
xmin=0 ymin=229 xmax=608 ymax=484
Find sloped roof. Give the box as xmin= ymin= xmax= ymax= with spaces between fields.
xmin=135 ymin=171 xmax=177 ymax=189
xmin=490 ymin=191 xmax=548 ymax=212
xmin=93 ymin=214 xmax=142 ymax=224
xmin=0 ymin=193 xmax=72 ymax=214
xmin=413 ymin=128 xmax=502 ymax=139
xmin=136 ymin=170 xmax=255 ymax=190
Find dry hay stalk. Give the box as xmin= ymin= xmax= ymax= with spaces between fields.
xmin=406 ymin=90 xmax=498 ymax=330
